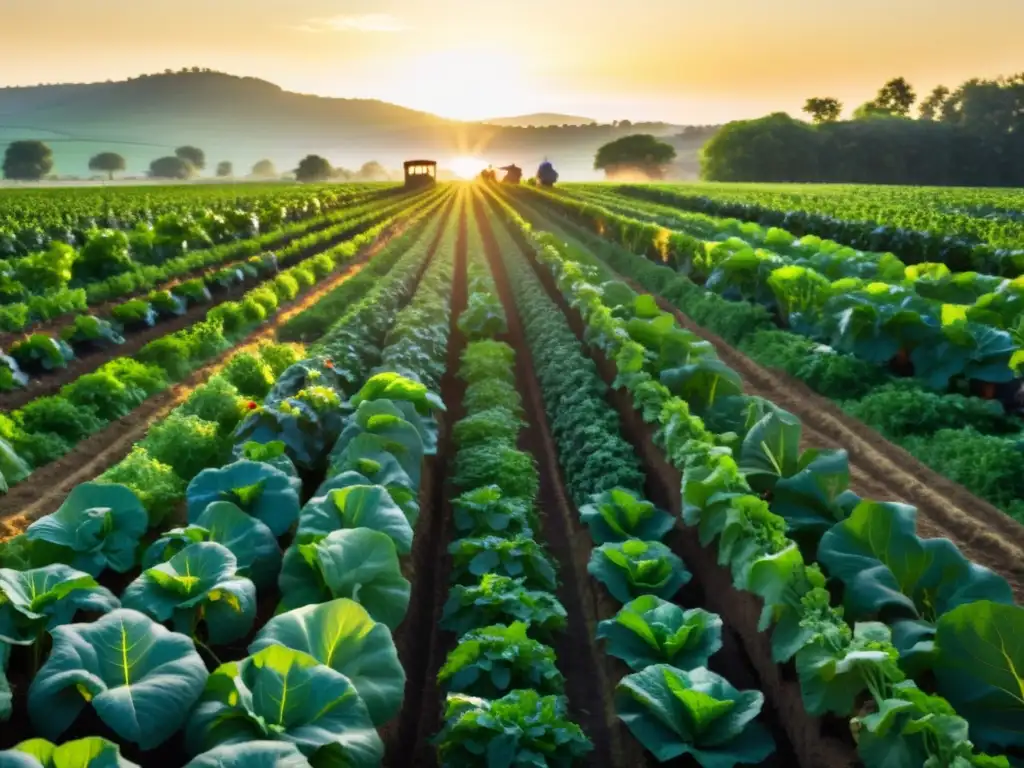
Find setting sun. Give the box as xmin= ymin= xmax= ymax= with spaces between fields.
xmin=450 ymin=156 xmax=489 ymax=179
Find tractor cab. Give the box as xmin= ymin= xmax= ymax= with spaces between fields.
xmin=404 ymin=159 xmax=437 ymax=189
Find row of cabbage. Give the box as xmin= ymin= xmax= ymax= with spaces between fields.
xmin=430 ymin=217 xmax=594 ymax=765
xmin=0 ymin=189 xmax=446 ymax=495
xmin=0 ymin=189 xmax=423 ymax=392
xmin=0 ymin=185 xmax=389 ymax=335
xmin=0 ymin=195 xmax=452 ymax=765
xmin=482 ymin=190 xmax=778 ymax=767
xmin=531 ymin=185 xmax=1024 ymax=395
xmin=618 ymin=183 xmax=1024 ymax=269
xmin=487 ymin=188 xmax=1024 ymax=768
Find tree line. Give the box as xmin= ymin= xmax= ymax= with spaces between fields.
xmin=0 ymin=141 xmax=394 ymax=183
xmin=701 ymin=73 xmax=1024 ymax=185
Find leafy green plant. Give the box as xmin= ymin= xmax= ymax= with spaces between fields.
xmin=434 ymin=690 xmax=592 ymax=767
xmin=0 ymin=352 xmax=28 ymax=392
xmin=221 ymin=352 xmax=275 ymax=399
xmin=182 ymin=741 xmax=310 ymax=768
xmin=350 ymin=371 xmax=445 ymax=415
xmin=174 ymin=278 xmax=212 ymax=306
xmin=9 ymin=334 xmax=73 ymax=373
xmin=249 ymin=598 xmax=404 ymax=727
xmin=187 ymin=459 xmax=301 ymax=537
xmin=235 ymin=440 xmax=299 ymax=478
xmin=16 ymin=397 xmax=103 ymax=444
xmin=137 ymin=335 xmax=194 ymax=379
xmin=142 ymin=413 xmax=230 ymax=482
xmin=0 ymin=438 xmax=30 ymax=492
xmin=296 ymin=484 xmax=413 ymax=553
xmin=616 ymin=665 xmax=775 ymax=766
xmin=457 ymin=292 xmax=508 ymax=341
xmin=257 ymin=341 xmax=305 ymax=377
xmin=278 ymin=528 xmax=411 ymax=629
xmin=451 ymin=485 xmax=533 ymax=538
xmin=185 ymin=645 xmax=384 ymax=765
xmin=59 ymin=314 xmax=124 ymax=349
xmin=96 ymin=447 xmax=185 ymax=527
xmin=180 ymin=376 xmax=249 ymax=434
xmin=111 ymin=298 xmax=158 ymax=330
xmin=588 ymin=539 xmax=691 ymax=604
xmin=60 ymin=370 xmax=147 ymax=422
xmin=122 ymin=541 xmax=256 ymax=645
xmin=463 ymin=378 xmax=524 ymax=417
xmin=147 ymin=288 xmax=188 ymax=318
xmin=453 ymin=443 xmax=539 ymax=500
xmin=234 ymin=400 xmax=329 ymax=473
xmin=25 ymin=482 xmax=148 ymax=577
xmin=28 ymin=608 xmax=208 ymax=750
xmin=441 ymin=574 xmax=568 ymax=640
xmin=100 ymin=358 xmax=167 ymax=396
xmin=458 ymin=340 xmax=516 ymax=385
xmin=580 ymin=488 xmax=674 ymax=545
xmin=0 ymin=564 xmax=119 ymax=646
xmin=448 ymin=535 xmax=558 ymax=591
xmin=0 ymin=736 xmax=140 ymax=767
xmin=438 ymin=621 xmax=564 ymax=698
xmin=452 ymin=407 xmax=523 ymax=448
xmin=597 ymin=596 xmax=723 ymax=672
xmin=144 ymin=501 xmax=281 ymax=590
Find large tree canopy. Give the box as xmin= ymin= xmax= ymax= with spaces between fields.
xmin=251 ymin=159 xmax=276 ymax=178
xmin=149 ymin=155 xmax=195 ymax=180
xmin=295 ymin=154 xmax=332 ymax=183
xmin=594 ymin=134 xmax=677 ymax=180
xmin=803 ymin=97 xmax=842 ymax=124
xmin=88 ymin=152 xmax=126 ymax=180
xmin=3 ymin=140 xmax=54 ymax=180
xmin=216 ymin=161 xmax=233 ymax=177
xmin=175 ymin=145 xmax=206 ymax=171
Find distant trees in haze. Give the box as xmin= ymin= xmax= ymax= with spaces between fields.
xmin=356 ymin=160 xmax=389 ymax=181
xmin=175 ymin=146 xmax=206 ymax=171
xmin=88 ymin=152 xmax=126 ymax=180
xmin=251 ymin=159 xmax=277 ymax=178
xmin=216 ymin=161 xmax=233 ymax=177
xmin=149 ymin=155 xmax=195 ymax=179
xmin=702 ymin=72 xmax=1024 ymax=186
xmin=594 ymin=134 xmax=677 ymax=179
xmin=295 ymin=154 xmax=332 ymax=182
xmin=3 ymin=140 xmax=55 ymax=180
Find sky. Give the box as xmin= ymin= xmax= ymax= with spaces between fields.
xmin=0 ymin=0 xmax=1022 ymax=124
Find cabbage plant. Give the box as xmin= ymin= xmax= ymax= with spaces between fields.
xmin=28 ymin=609 xmax=208 ymax=750
xmin=329 ymin=401 xmax=425 ymax=488
xmin=278 ymin=528 xmax=410 ymax=629
xmin=187 ymin=460 xmax=301 ymax=537
xmin=25 ymin=482 xmax=148 ymax=577
xmin=122 ymin=542 xmax=257 ymax=645
xmin=185 ymin=645 xmax=383 ymax=767
xmin=0 ymin=564 xmax=119 ymax=646
xmin=249 ymin=598 xmax=404 ymax=727
xmin=579 ymin=488 xmax=674 ymax=545
xmin=616 ymin=665 xmax=775 ymax=767
xmin=296 ymin=484 xmax=413 ymax=554
xmin=184 ymin=742 xmax=312 ymax=768
xmin=350 ymin=371 xmax=445 ymax=415
xmin=232 ymin=400 xmax=327 ymax=473
xmin=0 ymin=737 xmax=139 ymax=767
xmin=441 ymin=575 xmax=568 ymax=640
xmin=597 ymin=596 xmax=722 ymax=672
xmin=319 ymin=449 xmax=419 ymax=524
xmin=234 ymin=440 xmax=299 ymax=478
xmin=448 ymin=536 xmax=558 ymax=592
xmin=451 ymin=485 xmax=533 ymax=538
xmin=588 ymin=539 xmax=690 ymax=604
xmin=142 ymin=501 xmax=281 ymax=590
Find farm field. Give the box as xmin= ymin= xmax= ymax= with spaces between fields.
xmin=0 ymin=180 xmax=1022 ymax=768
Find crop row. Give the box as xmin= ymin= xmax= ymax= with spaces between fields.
xmin=0 ymin=189 xmax=448 ymax=494
xmin=0 ymin=190 xmax=454 ymax=766
xmin=511 ymin=188 xmax=1024 ymax=523
xmin=617 ymin=183 xmax=1024 ymax=263
xmin=486 ymin=187 xmax=1024 ymax=767
xmin=0 ymin=184 xmax=390 ymax=337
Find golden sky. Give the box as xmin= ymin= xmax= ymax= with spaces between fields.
xmin=0 ymin=0 xmax=1021 ymax=123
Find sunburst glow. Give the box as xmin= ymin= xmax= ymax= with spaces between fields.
xmin=450 ymin=156 xmax=489 ymax=179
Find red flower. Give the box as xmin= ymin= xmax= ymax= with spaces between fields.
xmin=247 ymin=401 xmax=258 ymax=410
xmin=324 ymin=359 xmax=335 ymax=370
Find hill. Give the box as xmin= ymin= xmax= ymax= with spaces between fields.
xmin=482 ymin=113 xmax=596 ymax=127
xmin=0 ymin=70 xmax=709 ymax=180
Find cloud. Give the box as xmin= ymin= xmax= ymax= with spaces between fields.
xmin=292 ymin=13 xmax=408 ymax=33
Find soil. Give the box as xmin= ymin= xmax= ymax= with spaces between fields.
xmin=512 ymin=195 xmax=1024 ymax=602
xmin=0 ymin=210 xmax=426 ymax=536
xmin=490 ymin=193 xmax=857 ymax=768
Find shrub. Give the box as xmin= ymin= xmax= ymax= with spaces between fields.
xmin=257 ymin=342 xmax=304 ymax=377
xmin=180 ymin=375 xmax=249 ymax=434
xmin=182 ymin=319 xmax=229 ymax=360
xmin=59 ymin=314 xmax=124 ymax=348
xmin=137 ymin=335 xmax=193 ymax=379
xmin=0 ymin=303 xmax=29 ymax=332
xmin=308 ymin=253 xmax=335 ymax=279
xmin=141 ymin=412 xmax=230 ymax=482
xmin=100 ymin=358 xmax=168 ymax=396
xmin=272 ymin=273 xmax=300 ymax=303
xmin=61 ymin=370 xmax=146 ymax=421
xmin=207 ymin=301 xmax=247 ymax=335
xmin=240 ymin=296 xmax=268 ymax=324
xmin=248 ymin=286 xmax=279 ymax=314
xmin=221 ymin=352 xmax=275 ymax=398
xmin=97 ymin=446 xmax=185 ymax=526
xmin=15 ymin=396 xmax=103 ymax=442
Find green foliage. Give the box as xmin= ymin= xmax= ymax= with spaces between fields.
xmin=452 ymin=407 xmax=524 ymax=448
xmin=111 ymin=299 xmax=157 ymax=329
xmin=457 ymin=291 xmax=508 ymax=340
xmin=221 ymin=352 xmax=275 ymax=398
xmin=453 ymin=442 xmax=539 ymax=500
xmin=141 ymin=413 xmax=231 ymax=482
xmin=187 ymin=459 xmax=301 ymax=537
xmin=60 ymin=370 xmax=147 ymax=421
xmin=459 ymin=340 xmax=517 ymax=386
xmin=451 ymin=485 xmax=533 ymax=538
xmin=616 ymin=665 xmax=775 ymax=766
xmin=434 ymin=690 xmax=592 ymax=767
xmin=75 ymin=229 xmax=133 ymax=282
xmin=597 ymin=596 xmax=723 ymax=672
xmin=180 ymin=375 xmax=249 ymax=435
xmin=297 ymin=484 xmax=413 ymax=553
xmin=594 ymin=134 xmax=677 ymax=178
xmin=579 ymin=487 xmax=675 ymax=545
xmin=15 ymin=397 xmax=102 ymax=443
xmin=25 ymin=482 xmax=148 ymax=576
xmin=1 ymin=736 xmax=138 ymax=767
xmin=28 ymin=608 xmax=208 ymax=749
xmin=438 ymin=622 xmax=565 ymax=698
xmin=0 ymin=564 xmax=119 ymax=645
xmin=588 ymin=539 xmax=691 ymax=604
xmin=59 ymin=314 xmax=124 ymax=348
xmin=97 ymin=446 xmax=184 ymax=526
xmin=463 ymin=378 xmax=524 ymax=418
xmin=448 ymin=535 xmax=558 ymax=591
xmin=9 ymin=334 xmax=73 ymax=373
xmin=3 ymin=140 xmax=53 ymax=181
xmin=257 ymin=341 xmax=305 ymax=377
xmin=249 ymin=598 xmax=404 ymax=727
xmin=441 ymin=574 xmax=568 ymax=640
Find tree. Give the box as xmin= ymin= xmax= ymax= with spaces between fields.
xmin=149 ymin=156 xmax=195 ymax=180
xmin=175 ymin=146 xmax=206 ymax=171
xmin=593 ymin=134 xmax=677 ymax=179
xmin=802 ymin=97 xmax=842 ymax=124
xmin=251 ymin=159 xmax=276 ymax=178
xmin=3 ymin=140 xmax=54 ymax=180
xmin=918 ymin=86 xmax=950 ymax=120
xmin=88 ymin=152 xmax=126 ymax=180
xmin=355 ymin=161 xmax=389 ymax=181
xmin=294 ymin=155 xmax=332 ymax=183
xmin=870 ymin=77 xmax=917 ymax=117
xmin=216 ymin=161 xmax=233 ymax=177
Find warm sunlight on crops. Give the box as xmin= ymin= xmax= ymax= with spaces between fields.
xmin=450 ymin=156 xmax=489 ymax=179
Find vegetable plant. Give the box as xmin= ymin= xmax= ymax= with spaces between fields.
xmin=597 ymin=596 xmax=723 ymax=672
xmin=296 ymin=484 xmax=413 ymax=553
xmin=438 ymin=622 xmax=565 ymax=698
xmin=448 ymin=535 xmax=558 ymax=592
xmin=187 ymin=459 xmax=301 ymax=537
xmin=440 ymin=574 xmax=568 ymax=640
xmin=0 ymin=737 xmax=139 ymax=767
xmin=579 ymin=488 xmax=675 ymax=545
xmin=451 ymin=485 xmax=533 ymax=538
xmin=588 ymin=539 xmax=691 ymax=604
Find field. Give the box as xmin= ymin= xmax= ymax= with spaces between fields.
xmin=0 ymin=180 xmax=1022 ymax=768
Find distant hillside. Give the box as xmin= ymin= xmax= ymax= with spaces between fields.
xmin=483 ymin=113 xmax=596 ymax=127
xmin=0 ymin=70 xmax=708 ymax=180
